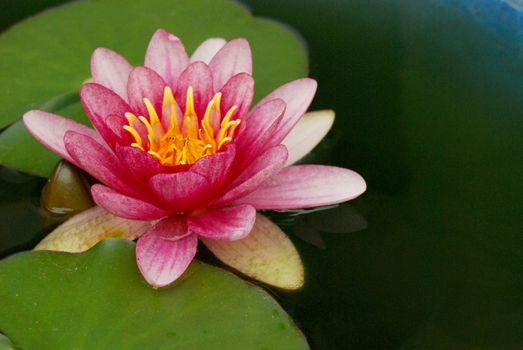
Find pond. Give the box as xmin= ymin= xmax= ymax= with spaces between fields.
xmin=1 ymin=0 xmax=522 ymax=349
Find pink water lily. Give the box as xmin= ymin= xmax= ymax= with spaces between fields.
xmin=24 ymin=29 xmax=366 ymax=287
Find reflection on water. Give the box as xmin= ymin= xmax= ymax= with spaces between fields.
xmin=1 ymin=0 xmax=523 ymax=349
xmin=265 ymin=204 xmax=368 ymax=249
xmin=244 ymin=0 xmax=523 ymax=349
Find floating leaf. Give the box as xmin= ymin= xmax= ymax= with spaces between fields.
xmin=0 ymin=99 xmax=85 ymax=177
xmin=203 ymin=213 xmax=304 ymax=290
xmin=34 ymin=206 xmax=152 ymax=252
xmin=0 ymin=0 xmax=307 ymax=177
xmin=0 ymin=240 xmax=309 ymax=350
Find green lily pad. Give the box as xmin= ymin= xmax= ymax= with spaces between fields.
xmin=0 ymin=0 xmax=307 ymax=177
xmin=0 ymin=94 xmax=87 ymax=176
xmin=0 ymin=239 xmax=309 ymax=350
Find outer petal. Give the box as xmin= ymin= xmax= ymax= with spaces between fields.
xmin=253 ymin=78 xmax=317 ymax=143
xmin=34 ymin=206 xmax=153 ymax=252
xmin=23 ymin=110 xmax=99 ymax=166
xmin=90 ymin=48 xmax=133 ymax=101
xmin=215 ymin=145 xmax=287 ymax=206
xmin=202 ymin=213 xmax=304 ymax=290
xmin=236 ymin=98 xmax=285 ymax=165
xmin=80 ymin=83 xmax=131 ymax=146
xmin=234 ymin=165 xmax=367 ymax=209
xmin=149 ymin=171 xmax=214 ymax=213
xmin=191 ymin=38 xmax=226 ymax=63
xmin=188 ymin=205 xmax=256 ymax=240
xmin=282 ymin=110 xmax=335 ymax=165
xmin=136 ymin=216 xmax=197 ymax=288
xmin=64 ymin=131 xmax=138 ymax=197
xmin=219 ymin=73 xmax=254 ymax=119
xmin=144 ymin=29 xmax=189 ymax=91
xmin=127 ymin=66 xmax=166 ymax=117
xmin=91 ymin=184 xmax=169 ymax=220
xmin=209 ymin=38 xmax=252 ymax=91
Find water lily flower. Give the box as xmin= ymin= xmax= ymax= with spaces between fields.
xmin=24 ymin=29 xmax=366 ymax=288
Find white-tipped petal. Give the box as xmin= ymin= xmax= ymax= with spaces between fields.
xmin=283 ymin=110 xmax=335 ymax=165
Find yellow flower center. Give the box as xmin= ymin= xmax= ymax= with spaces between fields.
xmin=123 ymin=86 xmax=240 ymax=166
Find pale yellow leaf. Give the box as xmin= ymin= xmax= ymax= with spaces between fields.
xmin=34 ymin=206 xmax=153 ymax=252
xmin=202 ymin=213 xmax=304 ymax=290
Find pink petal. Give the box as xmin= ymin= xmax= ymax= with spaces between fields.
xmin=104 ymin=114 xmax=134 ymax=146
xmin=127 ymin=66 xmax=166 ymax=118
xmin=242 ymin=98 xmax=286 ymax=144
xmin=190 ymin=145 xmax=236 ymax=189
xmin=136 ymin=216 xmax=197 ymax=287
xmin=90 ymin=48 xmax=133 ymax=101
xmin=209 ymin=38 xmax=252 ymax=91
xmin=215 ymin=145 xmax=287 ymax=205
xmin=149 ymin=171 xmax=214 ymax=213
xmin=115 ymin=145 xmax=169 ymax=182
xmin=236 ymin=98 xmax=286 ymax=166
xmin=144 ymin=29 xmax=189 ymax=91
xmin=220 ymin=73 xmax=254 ymax=119
xmin=23 ymin=110 xmax=99 ymax=166
xmin=80 ymin=83 xmax=130 ymax=146
xmin=234 ymin=165 xmax=367 ymax=209
xmin=191 ymin=38 xmax=226 ymax=64
xmin=64 ymin=131 xmax=139 ymax=198
xmin=175 ymin=61 xmax=213 ymax=117
xmin=254 ymin=78 xmax=317 ymax=143
xmin=282 ymin=110 xmax=335 ymax=165
xmin=91 ymin=184 xmax=169 ymax=220
xmin=188 ymin=204 xmax=256 ymax=240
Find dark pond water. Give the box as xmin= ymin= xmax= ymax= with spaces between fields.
xmin=1 ymin=0 xmax=523 ymax=349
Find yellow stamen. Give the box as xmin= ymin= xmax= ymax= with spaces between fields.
xmin=163 ymin=86 xmax=181 ymax=134
xmin=217 ymin=136 xmax=232 ymax=150
xmin=213 ymin=93 xmax=222 ymax=112
xmin=144 ymin=98 xmax=161 ymax=127
xmin=217 ymin=106 xmax=239 ymax=147
xmin=185 ymin=86 xmax=196 ymax=118
xmin=138 ymin=116 xmax=156 ymax=152
xmin=130 ymin=142 xmax=144 ymax=151
xmin=123 ymin=112 xmax=144 ymax=149
xmin=125 ymin=112 xmax=138 ymax=124
xmin=122 ymin=86 xmax=241 ymax=166
xmin=147 ymin=150 xmax=162 ymax=160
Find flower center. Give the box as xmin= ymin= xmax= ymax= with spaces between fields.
xmin=123 ymin=86 xmax=240 ymax=166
